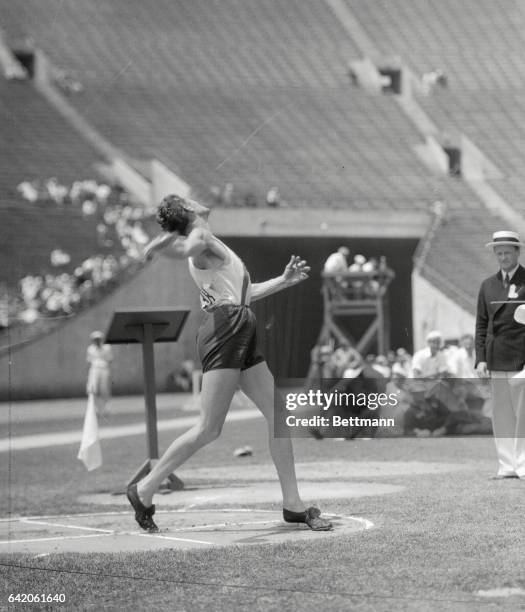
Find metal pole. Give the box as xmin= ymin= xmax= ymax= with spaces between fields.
xmin=141 ymin=322 xmax=159 ymax=460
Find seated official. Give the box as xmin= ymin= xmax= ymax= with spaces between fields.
xmin=310 ymin=352 xmax=387 ymax=440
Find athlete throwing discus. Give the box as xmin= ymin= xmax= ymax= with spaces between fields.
xmin=126 ymin=194 xmax=333 ymax=532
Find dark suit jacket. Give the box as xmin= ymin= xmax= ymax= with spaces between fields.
xmin=475 ymin=265 xmax=525 ymax=371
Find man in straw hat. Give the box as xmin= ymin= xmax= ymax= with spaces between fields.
xmin=475 ymin=230 xmax=525 ymax=479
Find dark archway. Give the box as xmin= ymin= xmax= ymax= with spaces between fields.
xmin=224 ymin=236 xmax=418 ymax=378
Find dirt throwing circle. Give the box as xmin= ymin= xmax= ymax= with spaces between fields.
xmin=0 ymin=509 xmax=372 ymax=555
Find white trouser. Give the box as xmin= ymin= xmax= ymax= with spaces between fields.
xmin=490 ymin=371 xmax=525 ymax=477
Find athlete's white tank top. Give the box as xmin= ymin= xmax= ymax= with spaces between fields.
xmin=188 ymin=237 xmax=252 ymax=311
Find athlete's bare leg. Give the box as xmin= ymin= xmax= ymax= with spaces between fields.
xmin=136 ymin=368 xmax=240 ymax=507
xmin=239 ymin=361 xmax=304 ymax=512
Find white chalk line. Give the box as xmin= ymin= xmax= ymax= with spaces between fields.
xmin=0 ymin=510 xmax=373 ymax=548
xmin=0 ymin=408 xmax=262 ymax=452
xmin=0 ymin=507 xmax=277 ymax=523
xmin=0 ymin=533 xmax=115 ymax=545
xmin=19 ymin=518 xmax=114 ymax=533
xmin=137 ymin=533 xmax=214 ymax=546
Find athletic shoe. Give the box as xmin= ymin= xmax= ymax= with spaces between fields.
xmin=283 ymin=506 xmax=333 ymax=531
xmin=126 ymin=483 xmax=159 ymax=532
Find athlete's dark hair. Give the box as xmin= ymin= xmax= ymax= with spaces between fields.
xmin=156 ymin=194 xmax=192 ymax=235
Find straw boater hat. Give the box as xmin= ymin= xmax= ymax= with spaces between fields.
xmin=485 ymin=230 xmax=525 ymax=248
xmin=426 ymin=330 xmax=443 ymax=343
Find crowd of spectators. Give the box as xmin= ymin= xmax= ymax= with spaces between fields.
xmin=7 ymin=178 xmax=152 ymax=328
xmin=308 ymin=330 xmax=492 ymax=439
xmin=209 ymin=182 xmax=286 ymax=208
xmin=17 ymin=177 xmax=112 ymax=208
xmin=323 ymin=246 xmax=390 ymax=299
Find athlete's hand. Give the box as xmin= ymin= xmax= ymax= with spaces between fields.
xmin=142 ymin=244 xmax=156 ymax=262
xmin=476 ymin=361 xmax=489 ymax=378
xmin=283 ymin=255 xmax=310 ymax=285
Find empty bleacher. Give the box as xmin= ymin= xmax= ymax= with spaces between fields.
xmin=421 ymin=206 xmax=512 ymax=314
xmin=0 ymin=0 xmax=478 ymax=210
xmin=344 ymin=0 xmax=525 ymax=214
xmin=0 ymin=79 xmax=101 ymax=199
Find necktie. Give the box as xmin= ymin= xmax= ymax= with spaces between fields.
xmin=503 ymin=274 xmax=510 ymax=289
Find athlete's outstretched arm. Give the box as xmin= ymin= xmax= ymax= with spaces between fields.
xmin=251 ymin=255 xmax=310 ymax=302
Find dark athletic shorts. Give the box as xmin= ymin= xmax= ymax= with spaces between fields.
xmin=197 ymin=304 xmax=265 ymax=373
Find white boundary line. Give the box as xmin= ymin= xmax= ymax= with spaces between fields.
xmin=19 ymin=518 xmax=114 ymax=533
xmin=0 ymin=510 xmax=374 ymax=549
xmin=0 ymin=534 xmax=114 ymax=545
xmin=0 ymin=409 xmax=262 ymax=452
xmin=137 ymin=533 xmax=214 ymax=545
xmin=0 ymin=507 xmax=278 ymax=523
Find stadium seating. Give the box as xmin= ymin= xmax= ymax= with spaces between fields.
xmin=1 ymin=0 xmax=518 ymax=326
xmin=344 ymin=0 xmax=525 ymax=214
xmin=0 ymin=0 xmax=479 ymax=210
xmin=421 ymin=207 xmax=511 ymax=310
xmin=0 ymin=79 xmax=101 ymax=199
xmin=344 ymin=0 xmax=525 ymax=90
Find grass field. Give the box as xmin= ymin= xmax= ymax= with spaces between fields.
xmin=1 ymin=395 xmax=525 ymax=611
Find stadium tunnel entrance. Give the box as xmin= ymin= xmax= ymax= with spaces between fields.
xmin=225 ymin=236 xmax=418 ymax=379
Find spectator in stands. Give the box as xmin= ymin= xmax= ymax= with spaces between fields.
xmin=222 ymin=182 xmax=234 ymax=206
xmin=305 ymin=341 xmax=335 ymax=389
xmin=86 ymin=331 xmax=113 ymax=417
xmin=266 ymin=186 xmax=280 ymax=207
xmin=421 ymin=68 xmax=447 ymax=96
xmin=310 ymin=350 xmax=387 ymax=440
xmin=348 ymin=254 xmax=366 ymax=273
xmin=348 ymin=254 xmax=368 ymax=297
xmin=323 ymin=246 xmax=350 ymax=275
xmin=167 ymin=360 xmax=196 ymax=392
xmin=372 ymin=355 xmax=391 ymax=378
xmin=410 ymin=329 xmax=467 ymax=419
xmin=411 ymin=330 xmax=454 ymax=378
xmin=17 ymin=180 xmax=39 ymax=202
xmin=50 ymin=249 xmax=71 ymax=267
xmin=323 ymin=246 xmax=351 ymax=297
xmin=452 ymin=333 xmax=476 ymax=378
xmin=392 ymin=348 xmax=413 ymax=380
xmin=45 ymin=177 xmax=68 ymax=204
xmin=54 ymin=69 xmax=84 ymax=95
xmin=404 ymin=394 xmax=449 ymax=437
xmin=329 ymin=341 xmax=357 ymax=378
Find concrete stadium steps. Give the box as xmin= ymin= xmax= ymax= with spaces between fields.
xmin=420 ymin=208 xmax=509 ymax=311
xmin=345 ymin=0 xmax=525 ymax=91
xmin=0 ymin=80 xmax=101 ymax=198
xmin=420 ymin=92 xmax=525 ymax=174
xmin=0 ymin=0 xmax=474 ymax=210
xmin=339 ymin=0 xmax=525 ymax=227
xmin=420 ymin=92 xmax=525 ymax=216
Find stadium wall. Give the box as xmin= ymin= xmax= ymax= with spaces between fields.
xmin=0 ymin=257 xmax=201 ymax=400
xmin=228 ymin=236 xmax=418 ymax=374
xmin=412 ymin=272 xmax=475 ymax=349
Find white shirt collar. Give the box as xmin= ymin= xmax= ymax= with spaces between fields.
xmin=503 ymin=264 xmax=519 ymax=281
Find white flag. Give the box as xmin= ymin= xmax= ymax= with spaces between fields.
xmin=77 ymin=394 xmax=102 ymax=471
